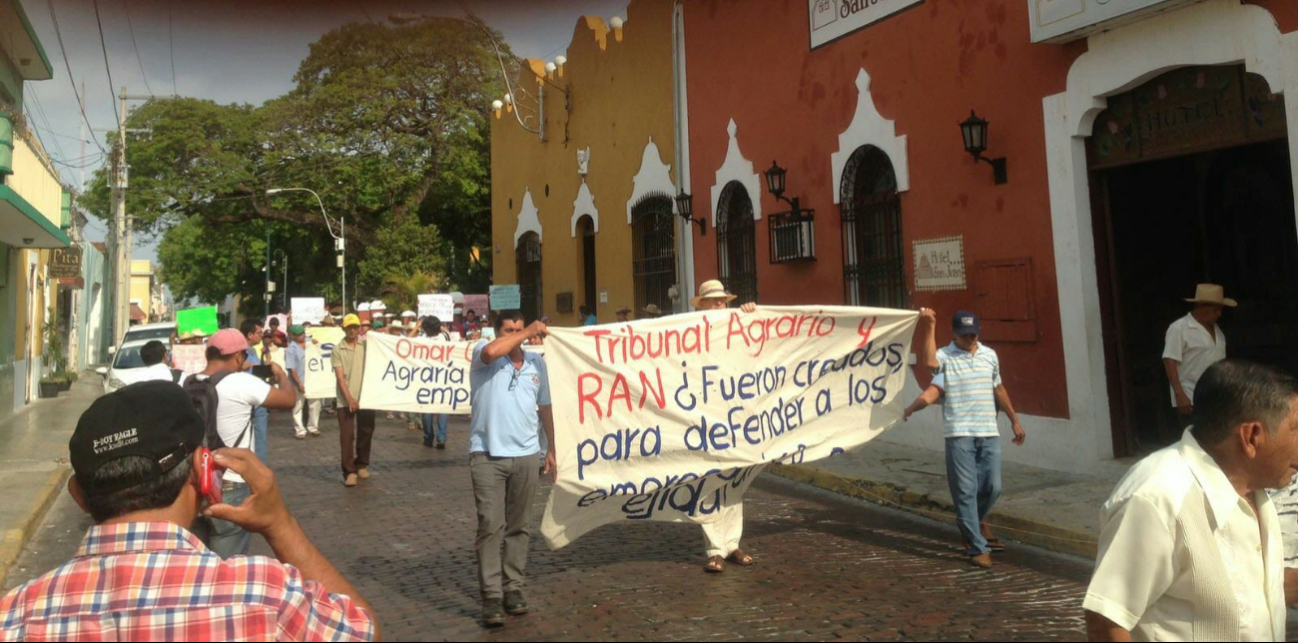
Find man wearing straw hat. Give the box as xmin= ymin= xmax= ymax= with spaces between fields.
xmin=640 ymin=303 xmax=664 ymax=319
xmin=1164 ymin=284 xmax=1235 ymax=429
xmin=690 ymin=279 xmax=757 ymax=573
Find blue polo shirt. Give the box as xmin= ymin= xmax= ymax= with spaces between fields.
xmin=469 ymin=341 xmax=551 ymax=457
xmin=933 ymin=342 xmax=1002 ymax=438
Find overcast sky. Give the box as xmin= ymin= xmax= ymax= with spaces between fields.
xmin=19 ymin=0 xmax=629 ymax=257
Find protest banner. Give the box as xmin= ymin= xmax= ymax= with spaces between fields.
xmin=463 ymin=294 xmax=489 ymax=316
xmin=538 ymin=306 xmax=916 ymax=549
xmin=357 ymin=332 xmax=475 ymax=414
xmin=488 ymin=285 xmax=520 ymax=311
xmin=292 ymin=297 xmax=327 ymax=325
xmin=171 ymin=344 xmax=207 ymax=380
xmin=418 ymin=294 xmax=455 ymax=322
xmin=176 ymin=306 xmax=219 ymax=336
xmin=306 ymin=327 xmax=346 ymax=399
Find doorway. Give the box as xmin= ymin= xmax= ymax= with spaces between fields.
xmin=1090 ymin=66 xmax=1297 ymax=455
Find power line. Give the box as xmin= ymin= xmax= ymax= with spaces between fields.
xmin=24 ymin=85 xmax=68 ymax=160
xmin=168 ymin=3 xmax=177 ymax=94
xmin=91 ymin=0 xmax=122 ymax=127
xmin=123 ymin=0 xmax=154 ymax=96
xmin=46 ymin=0 xmax=108 ymax=155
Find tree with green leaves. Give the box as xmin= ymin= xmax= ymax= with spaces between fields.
xmin=82 ymin=17 xmax=508 ymax=313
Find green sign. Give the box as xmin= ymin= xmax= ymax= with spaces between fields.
xmin=176 ymin=306 xmax=219 ymax=337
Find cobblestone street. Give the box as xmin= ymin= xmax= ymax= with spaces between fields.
xmin=8 ymin=412 xmax=1094 ymax=641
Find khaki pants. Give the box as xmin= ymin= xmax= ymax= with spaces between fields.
xmin=702 ymin=502 xmax=745 ymax=558
xmin=470 ymin=452 xmax=539 ymax=600
xmin=293 ymin=394 xmax=321 ymax=436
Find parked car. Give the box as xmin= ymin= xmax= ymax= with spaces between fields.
xmin=108 ymin=322 xmax=176 ymax=357
xmin=96 ymin=340 xmax=169 ymax=395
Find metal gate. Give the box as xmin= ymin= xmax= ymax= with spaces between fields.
xmin=515 ymin=232 xmax=542 ymax=323
xmin=841 ymin=146 xmax=906 ymax=308
xmin=716 ymin=182 xmax=758 ymax=305
xmin=631 ymin=195 xmax=677 ymax=314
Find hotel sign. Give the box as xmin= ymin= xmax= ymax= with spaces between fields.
xmin=1029 ymin=0 xmax=1201 ymax=44
xmin=809 ymin=0 xmax=924 ymax=49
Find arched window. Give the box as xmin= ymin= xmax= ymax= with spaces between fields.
xmin=515 ymin=232 xmax=542 ymax=323
xmin=840 ymin=146 xmax=905 ymax=307
xmin=716 ymin=181 xmax=758 ymax=305
xmin=630 ymin=194 xmax=677 ymax=314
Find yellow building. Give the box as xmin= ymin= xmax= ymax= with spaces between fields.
xmin=130 ymin=259 xmax=157 ymax=324
xmin=490 ymin=0 xmax=688 ymax=326
xmin=0 ymin=0 xmax=71 ymax=419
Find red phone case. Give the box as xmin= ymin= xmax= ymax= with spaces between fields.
xmin=199 ymin=448 xmax=223 ymax=505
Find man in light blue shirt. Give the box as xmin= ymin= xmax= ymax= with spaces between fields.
xmin=913 ymin=309 xmax=1024 ymax=569
xmin=468 ymin=310 xmax=554 ymax=628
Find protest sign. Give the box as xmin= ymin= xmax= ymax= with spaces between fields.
xmin=306 ymin=327 xmax=346 ymax=399
xmin=176 ymin=306 xmax=219 ymax=337
xmin=171 ymin=344 xmax=207 ymax=380
xmin=292 ymin=298 xmax=328 ymax=325
xmin=418 ymin=294 xmax=455 ymax=322
xmin=463 ymin=294 xmax=489 ymax=316
xmin=539 ymin=306 xmax=916 ymax=549
xmin=357 ymin=332 xmax=475 ymax=414
xmin=268 ymin=313 xmax=289 ymax=333
xmin=489 ymin=285 xmax=520 ymax=311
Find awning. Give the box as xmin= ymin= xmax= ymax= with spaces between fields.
xmin=130 ymin=304 xmax=147 ymax=322
xmin=0 ymin=186 xmax=71 ymax=248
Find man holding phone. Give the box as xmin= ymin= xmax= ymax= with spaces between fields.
xmin=191 ymin=329 xmax=296 ymax=557
xmin=334 ymin=314 xmax=375 ymax=488
xmin=0 ymin=381 xmax=377 ymax=641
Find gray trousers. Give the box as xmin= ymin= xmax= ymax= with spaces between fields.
xmin=470 ymin=452 xmax=540 ymax=601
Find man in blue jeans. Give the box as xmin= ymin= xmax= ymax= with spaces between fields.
xmin=912 ymin=308 xmax=1025 ymax=568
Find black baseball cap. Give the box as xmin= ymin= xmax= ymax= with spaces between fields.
xmin=952 ymin=310 xmax=981 ymax=336
xmin=70 ymin=381 xmax=205 ymax=496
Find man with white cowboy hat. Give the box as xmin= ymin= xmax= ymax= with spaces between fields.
xmin=690 ymin=279 xmax=757 ymax=573
xmin=1164 ymin=283 xmax=1235 ymax=428
xmin=640 ymin=303 xmax=664 ymax=319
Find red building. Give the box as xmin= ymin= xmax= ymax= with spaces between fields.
xmin=680 ymin=0 xmax=1298 ymax=470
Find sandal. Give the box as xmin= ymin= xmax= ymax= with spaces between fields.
xmin=704 ymin=556 xmax=725 ymax=573
xmin=726 ymin=549 xmax=754 ymax=566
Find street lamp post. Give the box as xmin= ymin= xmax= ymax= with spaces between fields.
xmin=266 ymin=188 xmax=346 ymax=314
xmin=273 ymin=249 xmax=289 ymax=311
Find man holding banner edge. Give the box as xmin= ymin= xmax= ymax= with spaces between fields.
xmin=469 ymin=310 xmax=556 ymax=628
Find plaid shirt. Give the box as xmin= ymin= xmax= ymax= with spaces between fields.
xmin=0 ymin=522 xmax=374 ymax=642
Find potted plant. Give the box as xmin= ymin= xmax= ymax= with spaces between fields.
xmin=40 ymin=311 xmax=66 ymax=398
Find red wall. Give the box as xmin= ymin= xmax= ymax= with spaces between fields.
xmin=685 ymin=0 xmax=1093 ymax=417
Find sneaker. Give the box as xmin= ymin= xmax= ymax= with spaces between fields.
xmin=969 ymin=553 xmax=993 ymax=569
xmin=344 ymin=474 xmax=358 ymax=487
xmin=357 ymin=468 xmax=370 ymax=480
xmin=481 ymin=599 xmax=505 ymax=628
xmin=436 ymin=441 xmax=447 ymax=450
xmin=503 ymin=590 xmax=529 ymax=616
xmin=309 ymin=429 xmax=321 ymax=436
xmin=295 ymin=433 xmax=306 ymax=440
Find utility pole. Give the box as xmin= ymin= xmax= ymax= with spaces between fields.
xmin=108 ymin=88 xmax=156 ymax=344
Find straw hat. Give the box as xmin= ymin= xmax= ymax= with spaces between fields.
xmin=1185 ymin=283 xmax=1237 ymax=308
xmin=690 ymin=279 xmax=738 ymax=309
xmin=616 ymin=306 xmax=631 ymax=315
xmin=641 ymin=303 xmax=663 ymax=317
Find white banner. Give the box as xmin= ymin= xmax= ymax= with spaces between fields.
xmin=306 ymin=327 xmax=346 ymax=399
xmin=357 ymin=332 xmax=475 ymax=414
xmin=809 ymin=0 xmax=923 ymax=49
xmin=292 ymin=297 xmax=327 ymax=325
xmin=540 ymin=306 xmax=916 ymax=549
xmin=418 ymin=294 xmax=455 ymax=322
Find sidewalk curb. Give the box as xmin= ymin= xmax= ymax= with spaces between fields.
xmin=0 ymin=464 xmax=71 ymax=587
xmin=769 ymin=463 xmax=1098 ymax=558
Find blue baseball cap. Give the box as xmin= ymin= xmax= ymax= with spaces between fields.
xmin=952 ymin=310 xmax=981 ymax=335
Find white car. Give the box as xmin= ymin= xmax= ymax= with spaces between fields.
xmin=108 ymin=322 xmax=177 ymax=358
xmin=96 ymin=339 xmax=175 ymax=395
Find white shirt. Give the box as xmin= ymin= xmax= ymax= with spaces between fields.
xmin=1084 ymin=430 xmax=1284 ymax=642
xmin=191 ymin=372 xmax=271 ymax=484
xmin=1163 ymin=314 xmax=1227 ymax=407
xmin=128 ymin=363 xmax=180 ymax=385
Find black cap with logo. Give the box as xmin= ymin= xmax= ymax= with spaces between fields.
xmin=70 ymin=381 xmax=205 ymax=496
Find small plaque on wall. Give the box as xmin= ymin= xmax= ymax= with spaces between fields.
xmin=556 ymin=292 xmax=574 ymax=314
xmin=913 ymin=236 xmax=966 ymax=292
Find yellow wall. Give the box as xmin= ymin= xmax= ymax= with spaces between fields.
xmin=130 ymin=259 xmax=154 ymax=320
xmin=490 ymin=0 xmax=677 ymax=326
xmin=11 ymin=131 xmax=62 ymax=229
